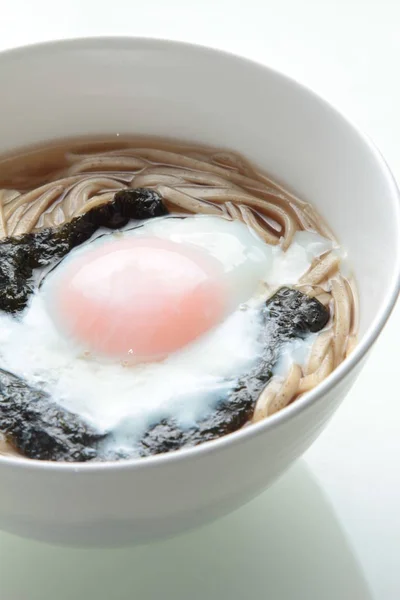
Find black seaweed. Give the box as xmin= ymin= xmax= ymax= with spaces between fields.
xmin=0 ymin=369 xmax=105 ymax=461
xmin=138 ymin=288 xmax=330 ymax=456
xmin=0 ymin=188 xmax=167 ymax=313
xmin=0 ymin=288 xmax=328 ymax=462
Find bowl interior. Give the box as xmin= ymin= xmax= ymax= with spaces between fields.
xmin=0 ymin=37 xmax=399 ymax=340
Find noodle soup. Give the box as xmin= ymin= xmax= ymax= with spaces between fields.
xmin=0 ymin=137 xmax=358 ymax=462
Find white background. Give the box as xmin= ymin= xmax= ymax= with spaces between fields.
xmin=0 ymin=1 xmax=399 ymax=598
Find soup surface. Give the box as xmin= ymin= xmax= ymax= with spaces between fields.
xmin=0 ymin=137 xmax=358 ymax=462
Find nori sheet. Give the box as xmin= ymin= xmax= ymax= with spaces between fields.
xmin=138 ymin=287 xmax=330 ymax=456
xmin=0 ymin=188 xmax=167 ymax=313
xmin=0 ymin=368 xmax=104 ymax=461
xmin=0 ymin=288 xmax=329 ymax=462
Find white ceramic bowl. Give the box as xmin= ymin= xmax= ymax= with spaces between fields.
xmin=0 ymin=38 xmax=399 ymax=547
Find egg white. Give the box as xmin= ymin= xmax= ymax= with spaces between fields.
xmin=0 ymin=216 xmax=335 ymax=453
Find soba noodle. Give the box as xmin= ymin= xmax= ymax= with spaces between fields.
xmin=0 ymin=137 xmax=357 ymax=454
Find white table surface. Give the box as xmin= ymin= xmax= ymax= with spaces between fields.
xmin=0 ymin=1 xmax=399 ymax=598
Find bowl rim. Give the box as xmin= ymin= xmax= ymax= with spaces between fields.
xmin=0 ymin=35 xmax=399 ymax=473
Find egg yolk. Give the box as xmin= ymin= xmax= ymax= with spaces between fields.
xmin=47 ymin=237 xmax=227 ymax=361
